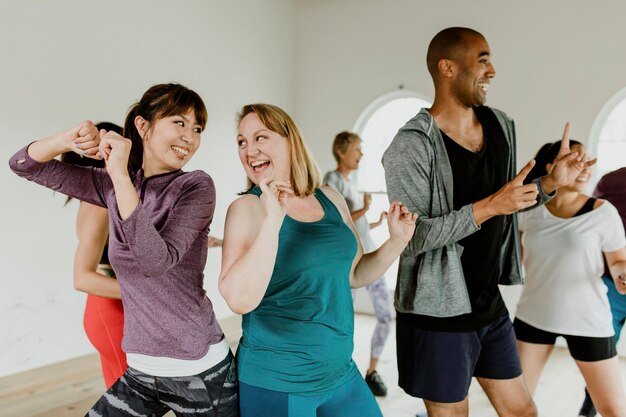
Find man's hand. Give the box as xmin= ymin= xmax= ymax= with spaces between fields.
xmin=473 ymin=160 xmax=538 ymax=225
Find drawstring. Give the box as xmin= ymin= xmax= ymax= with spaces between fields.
xmin=206 ymin=356 xmax=234 ymax=417
xmin=154 ymin=376 xmax=161 ymax=402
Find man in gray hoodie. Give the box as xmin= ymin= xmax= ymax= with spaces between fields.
xmin=383 ymin=27 xmax=596 ymax=417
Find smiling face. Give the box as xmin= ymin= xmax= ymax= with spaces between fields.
xmin=338 ymin=140 xmax=363 ymax=172
xmin=237 ymin=112 xmax=291 ymax=185
xmin=450 ymin=34 xmax=496 ymax=108
xmin=139 ymin=109 xmax=202 ymax=176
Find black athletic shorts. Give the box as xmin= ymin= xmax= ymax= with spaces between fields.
xmin=513 ymin=318 xmax=616 ymax=362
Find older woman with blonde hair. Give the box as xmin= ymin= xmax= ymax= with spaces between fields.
xmin=324 ymin=131 xmax=393 ymax=397
xmin=219 ymin=104 xmax=417 ymax=417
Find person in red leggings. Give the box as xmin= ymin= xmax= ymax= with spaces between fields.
xmin=61 ymin=122 xmax=130 ymax=388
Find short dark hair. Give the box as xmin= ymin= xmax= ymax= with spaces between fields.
xmin=426 ymin=27 xmax=484 ymax=79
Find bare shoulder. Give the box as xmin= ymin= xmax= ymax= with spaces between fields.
xmin=223 ymin=194 xmax=265 ymax=253
xmin=319 ymin=185 xmax=351 ymax=221
xmin=319 ymin=185 xmax=345 ymax=206
xmin=225 ymin=194 xmax=264 ymax=229
xmin=76 ymin=202 xmax=109 ymax=239
xmin=78 ymin=201 xmax=108 ymax=222
xmin=593 ymin=198 xmax=606 ymax=210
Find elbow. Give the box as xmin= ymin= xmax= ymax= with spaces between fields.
xmin=73 ymin=274 xmax=88 ymax=293
xmin=228 ymin=302 xmax=252 ymax=315
xmin=218 ymin=280 xmax=257 ymax=315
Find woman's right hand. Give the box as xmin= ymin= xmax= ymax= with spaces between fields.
xmin=99 ymin=130 xmax=132 ymax=179
xmin=259 ymin=178 xmax=293 ymax=227
xmin=60 ymin=121 xmax=101 ymax=159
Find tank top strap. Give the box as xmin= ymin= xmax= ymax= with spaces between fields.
xmin=574 ymin=197 xmax=597 ymax=217
xmin=249 ymin=186 xmax=343 ymax=223
xmin=314 ymin=188 xmax=343 ymax=223
xmin=247 ymin=185 xmax=261 ymax=197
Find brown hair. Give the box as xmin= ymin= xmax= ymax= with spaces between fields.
xmin=237 ymin=104 xmax=322 ymax=196
xmin=332 ymin=131 xmax=361 ymax=163
xmin=124 ymin=83 xmax=208 ymax=172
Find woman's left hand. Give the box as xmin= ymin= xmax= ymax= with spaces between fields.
xmin=387 ymin=201 xmax=417 ymax=246
xmin=546 ymin=123 xmax=597 ymax=189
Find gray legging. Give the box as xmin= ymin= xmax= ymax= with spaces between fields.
xmin=87 ymin=351 xmax=238 ymax=417
xmin=353 ymin=276 xmax=393 ymax=359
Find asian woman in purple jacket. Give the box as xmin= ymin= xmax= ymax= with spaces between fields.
xmin=9 ymin=83 xmax=238 ymax=417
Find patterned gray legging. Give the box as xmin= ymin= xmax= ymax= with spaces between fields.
xmin=87 ymin=351 xmax=238 ymax=417
xmin=352 ymin=276 xmax=393 ymax=359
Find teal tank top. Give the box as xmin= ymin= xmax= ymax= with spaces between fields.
xmin=237 ymin=187 xmax=359 ymax=394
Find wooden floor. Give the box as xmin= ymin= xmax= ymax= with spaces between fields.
xmin=1 ymin=314 xmax=625 ymax=416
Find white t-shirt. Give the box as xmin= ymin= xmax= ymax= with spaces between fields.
xmin=516 ymin=201 xmax=626 ymax=337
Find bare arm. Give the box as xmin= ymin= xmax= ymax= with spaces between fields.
xmin=605 ymin=248 xmax=626 ymax=295
xmin=369 ymin=211 xmax=387 ymax=230
xmin=350 ymin=193 xmax=372 ymax=222
xmin=73 ymin=202 xmax=121 ymax=298
xmin=322 ymin=187 xmax=416 ymax=288
xmin=218 ymin=180 xmax=291 ymax=314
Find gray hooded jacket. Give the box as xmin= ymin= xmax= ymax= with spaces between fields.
xmin=382 ymin=107 xmax=552 ymax=317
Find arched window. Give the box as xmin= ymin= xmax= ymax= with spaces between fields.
xmin=353 ymin=90 xmax=432 ymax=288
xmin=589 ymin=87 xmax=626 ymax=187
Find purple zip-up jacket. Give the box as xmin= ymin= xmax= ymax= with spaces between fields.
xmin=9 ymin=145 xmax=224 ymax=360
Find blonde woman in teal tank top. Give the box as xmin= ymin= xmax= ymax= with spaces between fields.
xmin=219 ymin=104 xmax=417 ymax=417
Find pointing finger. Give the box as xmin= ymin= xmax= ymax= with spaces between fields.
xmin=513 ymin=159 xmax=536 ymax=185
xmin=558 ymin=122 xmax=571 ymax=157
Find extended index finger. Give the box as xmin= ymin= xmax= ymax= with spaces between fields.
xmin=513 ymin=159 xmax=536 ymax=184
xmin=558 ymin=122 xmax=571 ymax=157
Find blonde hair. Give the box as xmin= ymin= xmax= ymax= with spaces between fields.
xmin=237 ymin=104 xmax=322 ymax=196
xmin=332 ymin=131 xmax=361 ymax=163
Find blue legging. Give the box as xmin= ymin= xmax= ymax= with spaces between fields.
xmin=239 ymin=370 xmax=383 ymax=417
xmin=581 ymin=275 xmax=626 ymax=409
xmin=603 ymin=275 xmax=626 ymax=342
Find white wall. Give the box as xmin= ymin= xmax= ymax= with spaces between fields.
xmin=0 ymin=0 xmax=295 ymax=377
xmin=294 ymin=0 xmax=626 ymax=172
xmin=293 ymin=0 xmax=626 ymax=353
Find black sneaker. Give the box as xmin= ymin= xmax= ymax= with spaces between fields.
xmin=578 ymin=394 xmax=597 ymax=417
xmin=365 ymin=370 xmax=388 ymax=397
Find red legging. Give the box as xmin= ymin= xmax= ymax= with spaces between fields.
xmin=83 ymin=294 xmax=127 ymax=388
